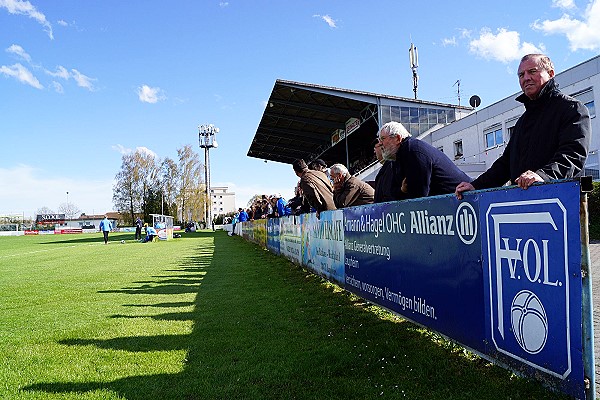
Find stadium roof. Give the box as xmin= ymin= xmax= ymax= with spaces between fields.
xmin=247 ymin=79 xmax=471 ymax=171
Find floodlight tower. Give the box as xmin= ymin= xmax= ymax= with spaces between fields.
xmin=198 ymin=124 xmax=219 ymax=229
xmin=409 ymin=42 xmax=419 ymax=100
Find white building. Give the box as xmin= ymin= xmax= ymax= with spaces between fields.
xmin=424 ymin=55 xmax=599 ymax=180
xmin=211 ymin=186 xmax=236 ymax=216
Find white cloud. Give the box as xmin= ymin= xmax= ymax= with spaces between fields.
xmin=442 ymin=36 xmax=457 ymax=47
xmin=50 ymin=81 xmax=63 ymax=93
xmin=219 ymin=2 xmax=229 ymax=7
xmin=111 ymin=144 xmax=157 ymax=158
xmin=70 ymin=68 xmax=96 ymax=91
xmin=45 ymin=66 xmax=96 ymax=91
xmin=313 ymin=14 xmax=337 ymax=28
xmin=552 ymin=0 xmax=576 ymax=10
xmin=46 ymin=65 xmax=70 ymax=80
xmin=3 ymin=47 xmax=96 ymax=92
xmin=137 ymin=84 xmax=165 ymax=103
xmin=57 ymin=19 xmax=67 ymax=26
xmin=0 ymin=164 xmax=114 ymax=218
xmin=111 ymin=144 xmax=129 ymax=155
xmin=136 ymin=146 xmax=157 ymax=158
xmin=0 ymin=63 xmax=43 ymax=88
xmin=459 ymin=28 xmax=472 ymax=39
xmin=0 ymin=0 xmax=53 ymax=39
xmin=469 ymin=28 xmax=544 ymax=63
xmin=533 ymin=0 xmax=600 ymax=51
xmin=6 ymin=44 xmax=31 ymax=63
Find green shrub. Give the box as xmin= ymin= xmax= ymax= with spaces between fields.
xmin=587 ymin=181 xmax=600 ymax=240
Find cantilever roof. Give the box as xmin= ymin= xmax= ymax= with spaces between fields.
xmin=248 ymin=79 xmax=470 ymax=168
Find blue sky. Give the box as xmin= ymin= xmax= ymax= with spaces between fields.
xmin=1 ymin=0 xmax=600 ymax=219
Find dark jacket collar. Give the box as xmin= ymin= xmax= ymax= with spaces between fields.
xmin=516 ymin=78 xmax=558 ymax=106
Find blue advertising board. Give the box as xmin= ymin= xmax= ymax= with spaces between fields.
xmin=240 ymin=181 xmax=588 ymax=398
xmin=267 ymin=218 xmax=280 ymax=255
xmin=343 ymin=196 xmax=485 ymax=352
xmin=279 ymin=215 xmax=302 ymax=265
xmin=301 ymin=210 xmax=345 ymax=285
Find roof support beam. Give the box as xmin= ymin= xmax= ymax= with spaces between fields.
xmin=256 ymin=127 xmax=328 ymax=145
xmin=263 ymin=112 xmax=344 ymax=130
xmin=269 ymin=98 xmax=358 ymax=118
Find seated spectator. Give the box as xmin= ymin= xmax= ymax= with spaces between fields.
xmin=292 ymin=159 xmax=336 ymax=218
xmin=330 ymin=163 xmax=375 ymax=208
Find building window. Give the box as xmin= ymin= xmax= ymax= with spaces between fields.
xmin=507 ymin=126 xmax=515 ymax=140
xmin=485 ymin=128 xmax=503 ymax=149
xmin=585 ymin=100 xmax=595 ymax=118
xmin=453 ymin=140 xmax=463 ymax=159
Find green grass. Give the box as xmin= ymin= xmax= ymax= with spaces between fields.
xmin=0 ymin=231 xmax=567 ymax=399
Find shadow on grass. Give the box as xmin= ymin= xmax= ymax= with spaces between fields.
xmin=122 ymin=301 xmax=195 ymax=308
xmin=59 ymin=334 xmax=189 ymax=352
xmin=98 ymin=284 xmax=199 ymax=295
xmin=23 ymin=232 xmax=567 ymax=400
xmin=108 ymin=311 xmax=195 ymax=321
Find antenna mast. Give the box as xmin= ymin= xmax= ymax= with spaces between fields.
xmin=453 ymin=79 xmax=461 ymax=107
xmin=409 ymin=42 xmax=418 ymax=100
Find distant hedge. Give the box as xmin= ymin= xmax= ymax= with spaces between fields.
xmin=587 ymin=181 xmax=600 ymax=240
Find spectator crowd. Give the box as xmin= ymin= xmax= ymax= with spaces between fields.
xmin=231 ymin=54 xmax=591 ymax=225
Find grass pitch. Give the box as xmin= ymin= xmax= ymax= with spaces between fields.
xmin=0 ymin=231 xmax=566 ymax=399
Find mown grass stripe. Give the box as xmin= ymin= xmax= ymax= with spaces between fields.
xmin=0 ymin=231 xmax=566 ymax=399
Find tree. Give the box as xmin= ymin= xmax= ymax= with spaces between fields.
xmin=136 ymin=150 xmax=160 ymax=219
xmin=160 ymin=157 xmax=179 ymax=218
xmin=113 ymin=152 xmax=141 ymax=225
xmin=176 ymin=145 xmax=205 ymax=223
xmin=112 ymin=146 xmax=204 ymax=226
xmin=35 ymin=206 xmax=55 ymax=216
xmin=58 ymin=202 xmax=81 ymax=220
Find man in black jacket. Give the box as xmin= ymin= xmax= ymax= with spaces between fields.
xmin=377 ymin=121 xmax=471 ymax=199
xmin=456 ymin=53 xmax=591 ymax=199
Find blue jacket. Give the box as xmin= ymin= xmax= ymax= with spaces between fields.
xmin=239 ymin=211 xmax=249 ymax=222
xmin=276 ymin=198 xmax=292 ymax=216
xmin=99 ymin=218 xmax=113 ymax=232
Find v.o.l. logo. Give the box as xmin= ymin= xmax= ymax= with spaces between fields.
xmin=510 ymin=290 xmax=548 ymax=354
